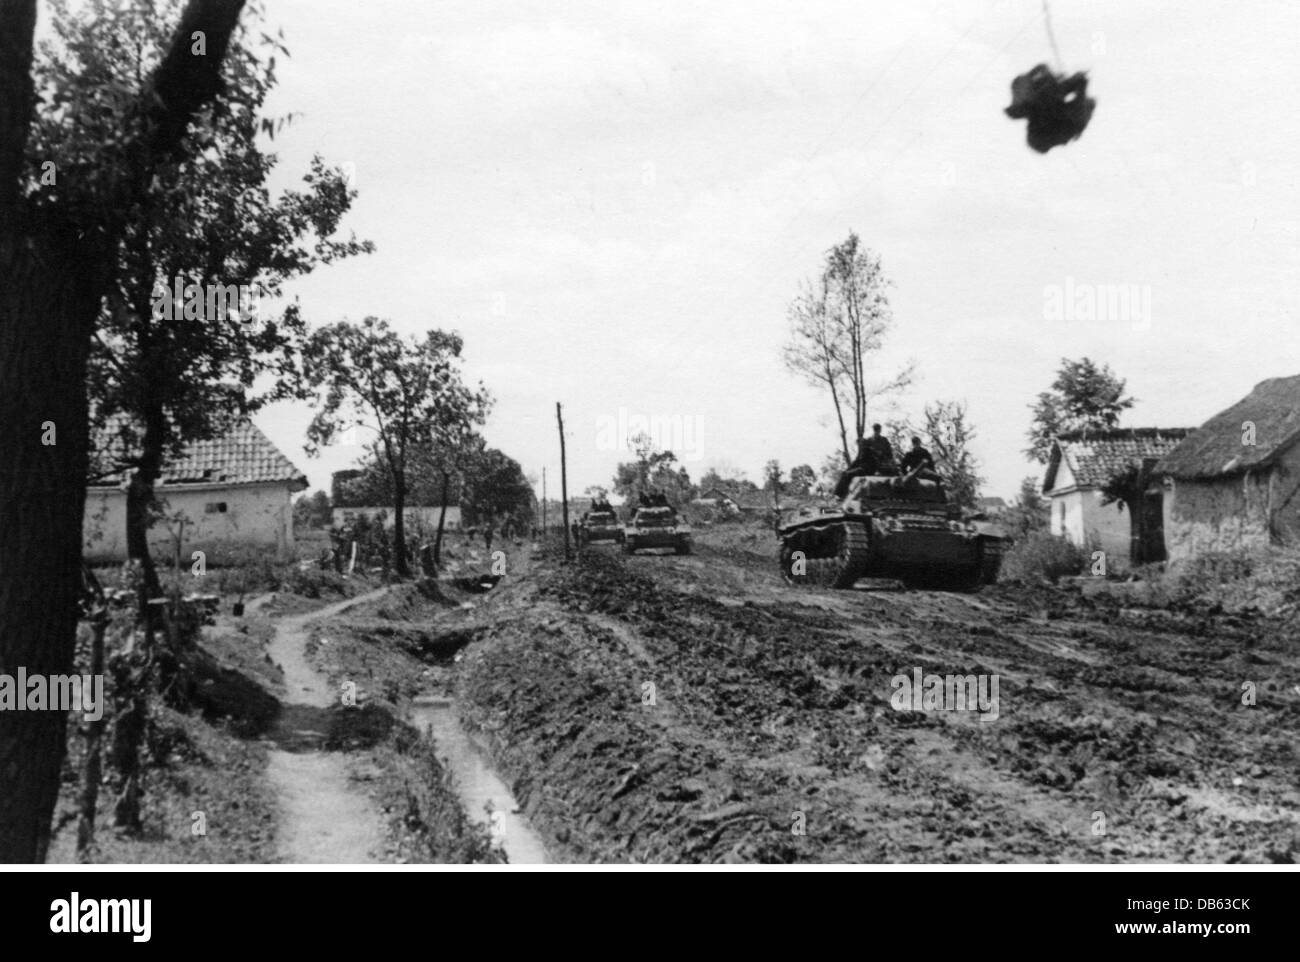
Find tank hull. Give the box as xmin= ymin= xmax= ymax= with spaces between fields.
xmin=777 ymin=496 xmax=1008 ymax=591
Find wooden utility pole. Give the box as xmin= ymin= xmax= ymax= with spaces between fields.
xmin=557 ymin=403 xmax=571 ymax=560
xmin=542 ymin=466 xmax=547 ymax=537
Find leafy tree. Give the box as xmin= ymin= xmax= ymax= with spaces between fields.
xmin=460 ymin=443 xmax=535 ymax=532
xmin=333 ymin=442 xmax=463 ymax=509
xmin=303 ymin=318 xmax=490 ymax=578
xmin=337 ymin=435 xmax=497 ymax=567
xmin=817 ymin=451 xmax=845 ymax=495
xmin=888 ymin=401 xmax=983 ymax=510
xmin=787 ymin=464 xmax=816 ymax=495
xmin=763 ymin=459 xmax=783 ymax=493
xmin=43 ymin=0 xmax=371 ymax=832
xmin=42 ymin=0 xmax=371 ymax=609
xmin=919 ymin=401 xmax=982 ymax=510
xmin=1100 ymin=459 xmax=1163 ymax=565
xmin=293 ymin=490 xmax=333 ymax=530
xmin=1002 ymin=476 xmax=1050 ymax=539
xmin=0 ymin=0 xmax=249 ymax=862
xmin=784 ymin=233 xmax=914 ymax=464
xmin=698 ymin=463 xmax=756 ymax=495
xmin=613 ymin=432 xmax=694 ymax=505
xmin=1026 ymin=357 xmax=1135 ymax=463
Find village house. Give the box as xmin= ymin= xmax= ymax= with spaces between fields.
xmin=1042 ymin=427 xmax=1192 ymax=565
xmin=84 ymin=419 xmax=308 ymax=562
xmin=1158 ymin=375 xmax=1300 ymax=563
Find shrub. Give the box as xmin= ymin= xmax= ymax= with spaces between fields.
xmin=1151 ymin=548 xmax=1300 ymax=615
xmin=1169 ymin=549 xmax=1255 ymax=595
xmin=1000 ymin=531 xmax=1087 ymax=583
xmin=283 ymin=565 xmax=348 ymax=600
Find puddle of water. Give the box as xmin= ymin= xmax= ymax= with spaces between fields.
xmin=409 ymin=696 xmax=550 ymax=864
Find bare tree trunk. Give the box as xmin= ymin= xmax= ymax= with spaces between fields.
xmin=76 ymin=600 xmax=108 ymax=860
xmin=115 ymin=408 xmax=166 ymax=829
xmin=126 ymin=407 xmax=166 ymax=606
xmin=392 ymin=472 xmax=410 ymax=578
xmin=0 ymin=243 xmax=100 ymax=861
xmin=831 ymin=381 xmax=850 ymax=464
xmin=433 ymin=470 xmax=451 ymax=567
xmin=557 ymin=403 xmax=571 ymax=561
xmin=0 ymin=0 xmax=248 ymax=861
xmin=109 ymin=638 xmax=147 ymax=832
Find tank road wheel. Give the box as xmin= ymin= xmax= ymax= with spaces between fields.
xmin=781 ymin=523 xmax=869 ymax=589
xmin=824 ymin=522 xmax=870 ymax=589
xmin=779 ymin=535 xmax=809 ymax=585
xmin=979 ymin=540 xmax=1004 ymax=585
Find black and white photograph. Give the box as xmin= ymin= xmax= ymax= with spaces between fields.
xmin=0 ymin=0 xmax=1294 ymax=936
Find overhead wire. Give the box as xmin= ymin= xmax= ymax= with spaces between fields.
xmin=1042 ymin=0 xmax=1064 ymax=71
xmin=751 ymin=3 xmax=1005 ymax=290
xmin=748 ymin=2 xmax=1047 ymax=298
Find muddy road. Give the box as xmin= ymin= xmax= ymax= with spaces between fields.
xmin=454 ymin=528 xmax=1300 ymax=863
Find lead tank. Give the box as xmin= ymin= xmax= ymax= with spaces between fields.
xmin=777 ymin=471 xmax=1009 ymax=590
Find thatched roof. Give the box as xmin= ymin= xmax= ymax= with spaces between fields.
xmin=1160 ymin=375 xmax=1300 ymax=480
xmin=1044 ymin=427 xmax=1193 ymax=492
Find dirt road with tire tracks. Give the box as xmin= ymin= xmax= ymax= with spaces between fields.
xmin=452 ymin=528 xmax=1300 ymax=862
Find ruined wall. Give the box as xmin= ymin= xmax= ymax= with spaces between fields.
xmin=1267 ymin=444 xmax=1300 ymax=546
xmin=1164 ymin=471 xmax=1272 ymax=564
xmin=84 ymin=482 xmax=295 ymax=563
xmin=331 ymin=505 xmax=462 ymax=531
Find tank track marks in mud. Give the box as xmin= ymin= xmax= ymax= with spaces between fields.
xmin=778 ymin=519 xmax=870 ymax=589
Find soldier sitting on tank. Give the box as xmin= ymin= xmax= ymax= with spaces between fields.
xmin=899 ymin=436 xmax=936 ymax=475
xmin=863 ymin=423 xmax=894 ymax=471
xmin=833 ymin=437 xmax=878 ymax=499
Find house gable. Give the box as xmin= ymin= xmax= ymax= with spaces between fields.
xmin=1045 ymin=428 xmax=1192 ymax=496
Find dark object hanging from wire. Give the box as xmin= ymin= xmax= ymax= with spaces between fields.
xmin=1005 ymin=63 xmax=1095 ymax=153
xmin=1005 ymin=3 xmax=1095 ymax=153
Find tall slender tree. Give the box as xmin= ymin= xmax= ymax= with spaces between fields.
xmin=784 ymin=233 xmax=914 ymax=464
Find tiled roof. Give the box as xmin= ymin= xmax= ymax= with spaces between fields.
xmin=91 ymin=418 xmax=307 ymax=489
xmin=1160 ymin=375 xmax=1300 ymax=479
xmin=1044 ymin=428 xmax=1193 ymax=492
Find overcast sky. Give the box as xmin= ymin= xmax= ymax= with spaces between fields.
xmin=242 ymin=0 xmax=1300 ymax=500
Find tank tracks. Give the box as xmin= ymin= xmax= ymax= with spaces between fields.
xmin=778 ymin=519 xmax=870 ymax=589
